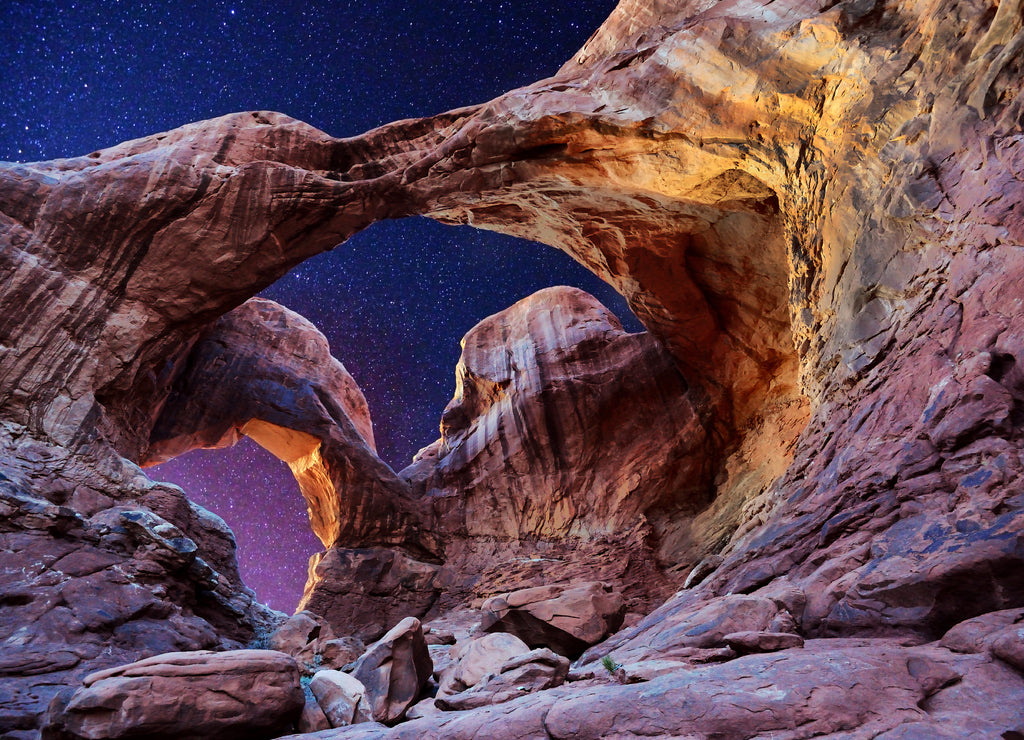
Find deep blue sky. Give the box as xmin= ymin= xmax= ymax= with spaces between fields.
xmin=2 ymin=0 xmax=630 ymax=612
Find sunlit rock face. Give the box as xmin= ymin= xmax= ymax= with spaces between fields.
xmin=4 ymin=0 xmax=1024 ymax=733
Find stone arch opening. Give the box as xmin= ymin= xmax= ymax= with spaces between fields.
xmin=422 ymin=152 xmax=810 ymax=573
xmin=137 ymin=223 xmax=650 ymax=619
xmin=150 ymin=435 xmax=322 ymax=613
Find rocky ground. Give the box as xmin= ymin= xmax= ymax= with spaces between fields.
xmin=3 ymin=0 xmax=1024 ymax=737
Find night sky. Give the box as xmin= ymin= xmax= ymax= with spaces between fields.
xmin=2 ymin=0 xmax=636 ymax=612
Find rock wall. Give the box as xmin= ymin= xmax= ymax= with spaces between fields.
xmin=3 ymin=0 xmax=1024 ymax=734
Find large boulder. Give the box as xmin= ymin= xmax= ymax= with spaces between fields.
xmin=437 ymin=633 xmax=532 ymax=697
xmin=435 ymin=648 xmax=570 ymax=712
xmin=265 ymin=611 xmax=365 ymax=675
xmin=44 ymin=650 xmax=303 ymax=740
xmin=481 ymin=582 xmax=626 ymax=657
xmin=309 ymin=670 xmax=373 ymax=728
xmin=349 ymin=618 xmax=433 ymax=725
xmin=582 ymin=593 xmax=789 ymax=665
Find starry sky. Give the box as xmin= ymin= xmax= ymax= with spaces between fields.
xmin=2 ymin=0 xmax=636 ymax=612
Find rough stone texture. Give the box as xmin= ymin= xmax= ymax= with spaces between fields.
xmin=43 ymin=649 xmax=303 ymax=740
xmin=436 ymin=633 xmax=532 ymax=697
xmin=434 ymin=648 xmax=570 ymax=712
xmin=297 ymin=699 xmax=331 ymax=735
xmin=4 ymin=0 xmax=1024 ymax=734
xmin=724 ymin=630 xmax=805 ymax=654
xmin=319 ymin=638 xmax=367 ymax=671
xmin=276 ymin=640 xmax=1024 ymax=739
xmin=402 ymin=286 xmax=708 ymax=576
xmin=0 ymin=442 xmax=280 ymax=735
xmin=939 ymin=607 xmax=1024 ymax=654
xmin=581 ymin=593 xmax=787 ymax=665
xmin=349 ymin=617 xmax=433 ymax=725
xmin=267 ymin=611 xmax=350 ymax=675
xmin=480 ymin=582 xmax=625 ymax=649
xmin=308 ymin=670 xmax=372 ymax=728
xmin=139 ymin=298 xmax=423 ymax=553
xmin=991 ymin=626 xmax=1024 ymax=673
xmin=298 ymin=547 xmax=441 ymax=643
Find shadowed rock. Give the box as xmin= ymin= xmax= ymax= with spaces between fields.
xmin=349 ymin=617 xmax=433 ymax=725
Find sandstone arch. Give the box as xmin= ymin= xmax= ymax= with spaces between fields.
xmin=3 ymin=5 xmax=1024 ymax=732
xmin=138 ymin=298 xmax=430 ymax=555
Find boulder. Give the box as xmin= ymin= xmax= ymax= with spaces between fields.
xmin=269 ymin=611 xmax=332 ymax=655
xmin=481 ymin=582 xmax=625 ymax=657
xmin=437 ymin=633 xmax=532 ymax=696
xmin=45 ymin=650 xmax=303 ymax=740
xmin=724 ymin=631 xmax=805 ymax=655
xmin=991 ymin=627 xmax=1024 ymax=673
xmin=350 ymin=617 xmax=433 ymax=725
xmin=940 ymin=609 xmax=1024 ymax=654
xmin=436 ymin=648 xmax=570 ymax=712
xmin=267 ymin=611 xmax=337 ymax=674
xmin=581 ymin=594 xmax=784 ymax=665
xmin=320 ymin=637 xmax=366 ymax=671
xmin=296 ymin=698 xmax=331 ymax=734
xmin=309 ymin=669 xmax=372 ymax=728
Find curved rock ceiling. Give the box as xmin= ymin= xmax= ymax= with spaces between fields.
xmin=3 ymin=0 xmax=1024 ymax=732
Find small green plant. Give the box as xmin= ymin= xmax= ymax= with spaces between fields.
xmin=600 ymin=654 xmax=619 ymax=674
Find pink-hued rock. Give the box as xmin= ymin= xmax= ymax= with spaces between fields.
xmin=297 ymin=698 xmax=331 ymax=734
xmin=435 ymin=648 xmax=570 ymax=712
xmin=138 ymin=298 xmax=423 ymax=553
xmin=45 ymin=650 xmax=303 ymax=740
xmin=408 ymin=286 xmax=707 ymax=541
xmin=349 ymin=618 xmax=433 ymax=725
xmin=940 ymin=608 xmax=1024 ymax=654
xmin=437 ymin=633 xmax=532 ymax=697
xmin=298 ymin=547 xmax=440 ymax=643
xmin=724 ymin=631 xmax=805 ymax=654
xmin=309 ymin=669 xmax=372 ymax=728
xmin=267 ymin=611 xmax=366 ymax=676
xmin=480 ymin=582 xmax=625 ymax=657
xmin=275 ymin=641 xmax=1024 ymax=740
xmin=991 ymin=627 xmax=1024 ymax=673
xmin=582 ymin=593 xmax=786 ymax=665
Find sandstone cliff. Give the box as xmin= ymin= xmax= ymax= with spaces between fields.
xmin=4 ymin=0 xmax=1024 ymax=736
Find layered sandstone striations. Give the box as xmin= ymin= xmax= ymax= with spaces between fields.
xmin=3 ymin=0 xmax=1024 ymax=736
xmin=402 ymin=285 xmax=705 ymax=613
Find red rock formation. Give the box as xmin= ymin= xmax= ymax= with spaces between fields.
xmin=44 ymin=650 xmax=304 ymax=740
xmin=3 ymin=0 xmax=1024 ymax=735
xmin=407 ymin=286 xmax=707 ymax=537
xmin=403 ymin=285 xmax=705 ymax=615
xmin=137 ymin=297 xmax=428 ymax=553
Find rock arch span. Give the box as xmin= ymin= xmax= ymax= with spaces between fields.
xmin=139 ymin=298 xmax=429 ymax=556
xmin=1 ymin=1 xmax=1022 ymax=715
